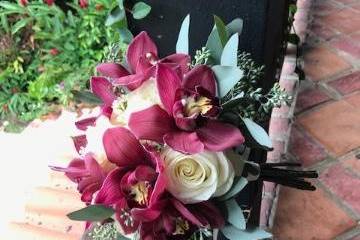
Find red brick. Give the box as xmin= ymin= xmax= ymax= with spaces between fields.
xmin=345 ymin=92 xmax=360 ymax=109
xmin=335 ymin=0 xmax=359 ymax=5
xmin=297 ymin=0 xmax=312 ymax=9
xmin=343 ymin=156 xmax=360 ymax=173
xmin=321 ymin=163 xmax=360 ymax=214
xmin=330 ymin=37 xmax=360 ymax=58
xmin=295 ymin=88 xmax=331 ymax=112
xmin=329 ymin=72 xmax=360 ymax=95
xmin=281 ymin=61 xmax=296 ymax=76
xmin=260 ymin=197 xmax=273 ymax=227
xmin=273 ymin=187 xmax=356 ymax=240
xmin=279 ymin=77 xmax=297 ymax=94
xmin=267 ymin=140 xmax=285 ymax=162
xmin=298 ymin=100 xmax=360 ymax=156
xmin=269 ymin=117 xmax=290 ymax=137
xmin=319 ymin=8 xmax=360 ymax=34
xmin=309 ymin=22 xmax=338 ymax=41
xmin=313 ymin=1 xmax=341 ymax=15
xmin=289 ymin=126 xmax=327 ymax=167
xmin=304 ymin=46 xmax=351 ymax=81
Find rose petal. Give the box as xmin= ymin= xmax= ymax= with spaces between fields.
xmin=103 ymin=127 xmax=147 ymax=167
xmin=129 ymin=105 xmax=176 ymax=143
xmin=75 ymin=117 xmax=97 ymax=131
xmin=95 ymin=168 xmax=125 ymax=205
xmin=96 ymin=63 xmax=130 ymax=78
xmin=183 ymin=65 xmax=217 ymax=96
xmin=156 ymin=64 xmax=182 ymax=114
xmin=196 ymin=120 xmax=245 ymax=151
xmin=127 ymin=31 xmax=158 ymax=73
xmin=164 ymin=131 xmax=204 ymax=154
xmin=91 ymin=76 xmax=116 ymax=105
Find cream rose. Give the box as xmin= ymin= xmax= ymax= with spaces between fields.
xmin=162 ymin=147 xmax=235 ymax=204
xmin=83 ymin=116 xmax=116 ymax=172
xmin=111 ymin=78 xmax=162 ymax=125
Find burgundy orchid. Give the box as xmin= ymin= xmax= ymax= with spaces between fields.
xmin=129 ymin=63 xmax=245 ymax=154
xmin=96 ymin=31 xmax=190 ymax=91
xmin=75 ymin=76 xmax=116 ymax=131
xmin=19 ymin=0 xmax=28 ymax=6
xmin=50 ymin=154 xmax=106 ymax=203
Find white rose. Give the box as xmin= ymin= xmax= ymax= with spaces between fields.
xmin=84 ymin=116 xmax=116 ymax=172
xmin=111 ymin=78 xmax=162 ymax=125
xmin=162 ymin=147 xmax=235 ymax=204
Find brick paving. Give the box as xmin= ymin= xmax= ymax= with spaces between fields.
xmin=268 ymin=0 xmax=360 ymax=239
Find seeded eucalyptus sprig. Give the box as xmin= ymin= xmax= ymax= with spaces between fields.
xmin=192 ymin=47 xmax=211 ymax=67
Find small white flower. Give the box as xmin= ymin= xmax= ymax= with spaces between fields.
xmin=162 ymin=147 xmax=235 ymax=204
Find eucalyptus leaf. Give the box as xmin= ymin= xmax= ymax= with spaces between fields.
xmin=0 ymin=2 xmax=25 ymax=13
xmin=118 ymin=0 xmax=124 ymax=9
xmin=105 ymin=6 xmax=125 ymax=26
xmin=72 ymin=90 xmax=103 ymax=105
xmin=116 ymin=234 xmax=131 ymax=240
xmin=222 ymin=92 xmax=245 ymax=110
xmin=218 ymin=177 xmax=248 ymax=201
xmin=242 ymin=118 xmax=273 ymax=150
xmin=211 ymin=65 xmax=243 ymax=98
xmin=132 ymin=2 xmax=151 ymax=20
xmin=67 ymin=205 xmax=115 ymax=222
xmin=176 ymin=14 xmax=190 ymax=54
xmin=221 ymin=226 xmax=272 ymax=240
xmin=221 ymin=33 xmax=239 ymax=67
xmin=214 ymin=15 xmax=228 ymax=47
xmin=227 ymin=18 xmax=244 ymax=36
xmin=225 ymin=199 xmax=246 ymax=230
xmin=11 ymin=18 xmax=31 ymax=35
xmin=118 ymin=27 xmax=134 ymax=44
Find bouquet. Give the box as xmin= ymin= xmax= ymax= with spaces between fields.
xmin=52 ymin=15 xmax=317 ymax=240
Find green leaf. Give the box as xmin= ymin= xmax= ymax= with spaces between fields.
xmin=118 ymin=27 xmax=134 ymax=44
xmin=0 ymin=2 xmax=25 ymax=13
xmin=72 ymin=90 xmax=103 ymax=105
xmin=221 ymin=33 xmax=239 ymax=67
xmin=116 ymin=234 xmax=131 ymax=240
xmin=106 ymin=6 xmax=126 ymax=26
xmin=214 ymin=15 xmax=228 ymax=47
xmin=288 ymin=33 xmax=300 ymax=45
xmin=11 ymin=18 xmax=31 ymax=35
xmin=211 ymin=65 xmax=243 ymax=98
xmin=176 ymin=14 xmax=190 ymax=54
xmin=221 ymin=226 xmax=272 ymax=240
xmin=118 ymin=0 xmax=124 ymax=9
xmin=132 ymin=2 xmax=151 ymax=20
xmin=226 ymin=199 xmax=246 ymax=230
xmin=227 ymin=18 xmax=243 ymax=36
xmin=67 ymin=205 xmax=115 ymax=222
xmin=242 ymin=118 xmax=273 ymax=150
xmin=218 ymin=177 xmax=248 ymax=201
xmin=1 ymin=15 xmax=9 ymax=33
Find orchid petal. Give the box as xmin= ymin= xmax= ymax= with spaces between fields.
xmin=129 ymin=105 xmax=176 ymax=143
xmin=149 ymin=172 xmax=166 ymax=205
xmin=183 ymin=65 xmax=217 ymax=96
xmin=95 ymin=168 xmax=125 ymax=205
xmin=191 ymin=201 xmax=225 ymax=228
xmin=103 ymin=127 xmax=147 ymax=167
xmin=156 ymin=64 xmax=182 ymax=114
xmin=131 ymin=208 xmax=162 ymax=222
xmin=91 ymin=77 xmax=116 ymax=105
xmin=96 ymin=63 xmax=130 ymax=78
xmin=75 ymin=117 xmax=97 ymax=131
xmin=171 ymin=199 xmax=203 ymax=226
xmin=161 ymin=53 xmax=191 ymax=75
xmin=196 ymin=120 xmax=245 ymax=151
xmin=164 ymin=131 xmax=204 ymax=154
xmin=71 ymin=135 xmax=87 ymax=153
xmin=115 ymin=199 xmax=139 ymax=234
xmin=127 ymin=31 xmax=158 ymax=73
xmin=134 ymin=165 xmax=157 ymax=182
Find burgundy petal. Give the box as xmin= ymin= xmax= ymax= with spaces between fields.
xmin=164 ymin=131 xmax=204 ymax=154
xmin=183 ymin=65 xmax=217 ymax=96
xmin=91 ymin=76 xmax=116 ymax=106
xmin=149 ymin=172 xmax=166 ymax=206
xmin=115 ymin=198 xmax=139 ymax=234
xmin=131 ymin=207 xmax=162 ymax=222
xmin=173 ymin=100 xmax=197 ymax=131
xmin=75 ymin=117 xmax=97 ymax=131
xmin=127 ymin=31 xmax=158 ymax=73
xmin=196 ymin=120 xmax=245 ymax=151
xmin=72 ymin=135 xmax=87 ymax=153
xmin=103 ymin=127 xmax=147 ymax=167
xmin=134 ymin=165 xmax=157 ymax=182
xmin=156 ymin=64 xmax=182 ymax=114
xmin=171 ymin=199 xmax=203 ymax=226
xmin=95 ymin=168 xmax=125 ymax=205
xmin=129 ymin=105 xmax=176 ymax=143
xmin=96 ymin=63 xmax=130 ymax=78
xmin=161 ymin=53 xmax=191 ymax=75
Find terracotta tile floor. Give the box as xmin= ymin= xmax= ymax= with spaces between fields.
xmin=273 ymin=0 xmax=360 ymax=239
